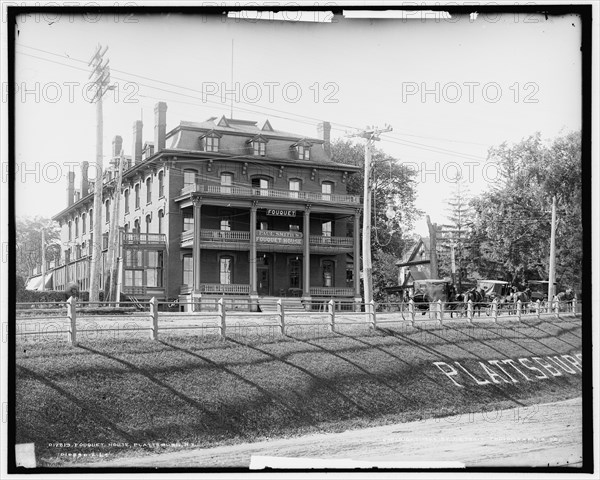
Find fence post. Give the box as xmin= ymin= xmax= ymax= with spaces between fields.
xmin=572 ymin=297 xmax=577 ymax=314
xmin=328 ymin=299 xmax=335 ymax=333
xmin=66 ymin=296 xmax=77 ymax=346
xmin=409 ymin=299 xmax=415 ymax=326
xmin=554 ymin=299 xmax=560 ymax=320
xmin=516 ymin=299 xmax=522 ymax=322
xmin=149 ymin=297 xmax=158 ymax=340
xmin=492 ymin=298 xmax=498 ymax=323
xmin=218 ymin=297 xmax=226 ymax=338
xmin=437 ymin=299 xmax=443 ymax=326
xmin=370 ymin=300 xmax=377 ymax=329
xmin=277 ymin=298 xmax=286 ymax=335
xmin=467 ymin=299 xmax=473 ymax=323
xmin=536 ymin=299 xmax=541 ymax=320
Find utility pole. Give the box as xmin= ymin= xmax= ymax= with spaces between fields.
xmin=88 ymin=44 xmax=112 ymax=303
xmin=41 ymin=227 xmax=46 ymax=292
xmin=105 ymin=149 xmax=124 ymax=302
xmin=347 ymin=124 xmax=393 ymax=318
xmin=426 ymin=215 xmax=439 ymax=279
xmin=548 ymin=196 xmax=557 ymax=301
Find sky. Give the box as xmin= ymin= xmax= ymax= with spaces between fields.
xmin=10 ymin=7 xmax=584 ymax=236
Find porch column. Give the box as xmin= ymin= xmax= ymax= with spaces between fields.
xmin=303 ymin=205 xmax=311 ymax=298
xmin=193 ymin=199 xmax=202 ymax=292
xmin=249 ymin=203 xmax=258 ymax=311
xmin=354 ymin=209 xmax=362 ymax=310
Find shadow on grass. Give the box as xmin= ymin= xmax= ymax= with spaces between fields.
xmin=285 ymin=334 xmax=419 ymax=408
xmin=78 ymin=345 xmax=240 ymax=435
xmin=158 ymin=340 xmax=317 ymax=427
xmin=503 ymin=321 xmax=581 ymax=351
xmin=226 ymin=337 xmax=372 ymax=417
xmin=16 ymin=363 xmax=139 ymax=444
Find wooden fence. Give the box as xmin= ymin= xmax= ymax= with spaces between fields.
xmin=14 ymin=297 xmax=581 ymax=346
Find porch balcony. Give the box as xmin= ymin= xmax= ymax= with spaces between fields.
xmin=123 ymin=233 xmax=167 ymax=245
xmin=180 ymin=283 xmax=251 ymax=295
xmin=310 ymin=287 xmax=355 ymax=297
xmin=181 ymin=184 xmax=360 ymax=205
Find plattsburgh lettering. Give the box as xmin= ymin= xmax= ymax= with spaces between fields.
xmin=433 ymin=352 xmax=582 ymax=388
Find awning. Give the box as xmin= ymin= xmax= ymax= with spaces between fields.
xmin=25 ymin=273 xmax=53 ymax=291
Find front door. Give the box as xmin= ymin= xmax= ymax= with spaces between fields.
xmin=258 ymin=267 xmax=270 ymax=296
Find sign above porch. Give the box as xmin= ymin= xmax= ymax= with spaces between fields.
xmin=265 ymin=209 xmax=297 ymax=217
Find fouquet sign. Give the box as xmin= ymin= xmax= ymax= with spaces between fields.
xmin=265 ymin=209 xmax=297 ymax=217
xmin=433 ymin=352 xmax=582 ymax=388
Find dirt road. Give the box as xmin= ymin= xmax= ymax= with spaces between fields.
xmin=92 ymin=397 xmax=582 ymax=469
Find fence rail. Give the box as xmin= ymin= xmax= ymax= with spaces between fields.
xmin=14 ymin=296 xmax=582 ymax=345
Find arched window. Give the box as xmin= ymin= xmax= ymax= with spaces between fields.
xmin=89 ymin=209 xmax=93 ymax=230
xmin=82 ymin=213 xmax=86 ymax=234
xmin=105 ymin=199 xmax=111 ymax=223
xmin=146 ymin=177 xmax=152 ymax=204
xmin=68 ymin=221 xmax=72 ymax=241
xmin=124 ymin=189 xmax=130 ymax=214
xmin=75 ymin=217 xmax=79 ymax=238
xmin=251 ymin=176 xmax=271 ymax=196
xmin=158 ymin=209 xmax=164 ymax=234
xmin=135 ymin=184 xmax=140 ymax=209
xmin=158 ymin=171 xmax=164 ymax=197
xmin=145 ymin=214 xmax=152 ymax=234
xmin=134 ymin=219 xmax=140 ymax=234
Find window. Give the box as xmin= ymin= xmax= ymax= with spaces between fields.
xmin=183 ymin=169 xmax=196 ymax=190
xmin=289 ymin=179 xmax=301 ymax=198
xmin=68 ymin=221 xmax=72 ymax=241
xmin=297 ymin=145 xmax=310 ymax=160
xmin=346 ymin=263 xmax=354 ymax=288
xmin=158 ymin=210 xmax=164 ymax=235
xmin=220 ymin=217 xmax=231 ymax=231
xmin=124 ymin=223 xmax=129 ymax=234
xmin=322 ymin=181 xmax=333 ymax=201
xmin=145 ymin=214 xmax=152 ymax=234
xmin=135 ymin=184 xmax=140 ymax=209
xmin=89 ymin=209 xmax=93 ymax=230
xmin=206 ymin=136 xmax=219 ymax=152
xmin=146 ymin=250 xmax=163 ymax=287
xmin=146 ymin=177 xmax=152 ymax=204
xmin=220 ymin=256 xmax=233 ymax=284
xmin=82 ymin=213 xmax=86 ymax=234
xmin=75 ymin=217 xmax=79 ymax=238
xmin=76 ymin=244 xmax=81 ymax=259
xmin=65 ymin=248 xmax=71 ymax=264
xmin=221 ymin=172 xmax=233 ymax=194
xmin=252 ymin=177 xmax=270 ymax=196
xmin=105 ymin=199 xmax=110 ymax=223
xmin=158 ymin=171 xmax=164 ymax=197
xmin=322 ymin=260 xmax=334 ymax=287
xmin=253 ymin=141 xmax=266 ymax=156
xmin=183 ymin=255 xmax=193 ymax=286
xmin=124 ymin=189 xmax=130 ymax=214
xmin=259 ymin=221 xmax=269 ymax=231
xmin=290 ymin=259 xmax=301 ymax=289
xmin=133 ymin=219 xmax=140 ymax=234
xmin=322 ymin=221 xmax=332 ymax=237
xmin=183 ymin=213 xmax=194 ymax=231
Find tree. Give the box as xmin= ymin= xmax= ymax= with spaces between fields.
xmin=16 ymin=216 xmax=61 ymax=280
xmin=330 ymin=139 xmax=422 ymax=302
xmin=467 ymin=131 xmax=582 ymax=292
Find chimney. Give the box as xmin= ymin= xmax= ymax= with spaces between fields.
xmin=112 ymin=135 xmax=123 ymax=158
xmin=67 ymin=171 xmax=75 ymax=206
xmin=154 ymin=101 xmax=168 ymax=153
xmin=81 ymin=161 xmax=89 ymax=196
xmin=317 ymin=121 xmax=331 ymax=157
xmin=132 ymin=120 xmax=143 ymax=164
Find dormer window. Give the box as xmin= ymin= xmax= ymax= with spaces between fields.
xmin=206 ymin=136 xmax=219 ymax=152
xmin=253 ymin=141 xmax=266 ymax=156
xmin=297 ymin=145 xmax=310 ymax=160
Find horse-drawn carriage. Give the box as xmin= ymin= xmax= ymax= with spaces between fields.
xmin=411 ymin=278 xmax=464 ymax=317
xmin=462 ymin=279 xmax=512 ymax=316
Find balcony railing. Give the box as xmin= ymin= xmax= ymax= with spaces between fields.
xmin=181 ymin=184 xmax=360 ymax=204
xmin=199 ymin=283 xmax=250 ymax=294
xmin=123 ymin=233 xmax=167 ymax=244
xmin=202 ymin=229 xmax=250 ymax=242
xmin=309 ymin=235 xmax=354 ymax=247
xmin=310 ymin=287 xmax=354 ymax=297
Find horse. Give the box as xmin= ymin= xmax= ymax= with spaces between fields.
xmin=507 ymin=288 xmax=531 ymax=314
xmin=464 ymin=288 xmax=486 ymax=317
xmin=445 ymin=290 xmax=467 ymax=318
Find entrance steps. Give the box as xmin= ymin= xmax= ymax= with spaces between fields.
xmin=257 ymin=296 xmax=307 ymax=313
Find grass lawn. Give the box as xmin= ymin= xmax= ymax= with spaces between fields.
xmin=14 ymin=317 xmax=582 ymax=467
